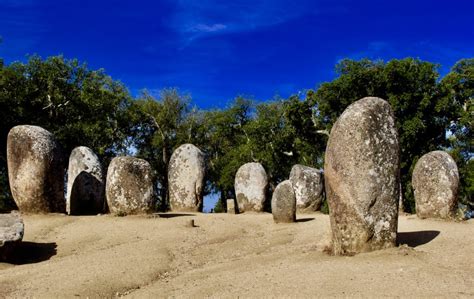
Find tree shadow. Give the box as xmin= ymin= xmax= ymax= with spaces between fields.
xmin=2 ymin=242 xmax=57 ymax=265
xmin=153 ymin=213 xmax=196 ymax=218
xmin=296 ymin=217 xmax=315 ymax=223
xmin=397 ymin=230 xmax=440 ymax=247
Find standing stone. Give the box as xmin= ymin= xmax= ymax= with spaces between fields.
xmin=412 ymin=151 xmax=459 ymax=219
xmin=226 ymin=199 xmax=236 ymax=214
xmin=66 ymin=146 xmax=105 ymax=215
xmin=325 ymin=97 xmax=400 ymax=255
xmin=168 ymin=144 xmax=205 ymax=212
xmin=289 ymin=164 xmax=324 ymax=213
xmin=7 ymin=125 xmax=65 ymax=213
xmin=271 ymin=180 xmax=296 ymax=223
xmin=235 ymin=163 xmax=268 ymax=213
xmin=0 ymin=211 xmax=24 ymax=260
xmin=106 ymin=157 xmax=154 ymax=215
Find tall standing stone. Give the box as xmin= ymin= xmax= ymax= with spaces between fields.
xmin=106 ymin=156 xmax=154 ymax=215
xmin=168 ymin=144 xmax=205 ymax=212
xmin=234 ymin=162 xmax=268 ymax=213
xmin=226 ymin=199 xmax=236 ymax=214
xmin=271 ymin=180 xmax=296 ymax=223
xmin=7 ymin=125 xmax=65 ymax=213
xmin=412 ymin=151 xmax=459 ymax=219
xmin=325 ymin=97 xmax=400 ymax=255
xmin=66 ymin=146 xmax=104 ymax=215
xmin=289 ymin=164 xmax=324 ymax=213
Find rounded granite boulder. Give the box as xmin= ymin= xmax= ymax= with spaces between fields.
xmin=234 ymin=162 xmax=268 ymax=213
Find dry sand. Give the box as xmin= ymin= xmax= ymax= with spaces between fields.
xmin=0 ymin=212 xmax=473 ymax=298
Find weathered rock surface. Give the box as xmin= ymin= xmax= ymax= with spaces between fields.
xmin=412 ymin=151 xmax=459 ymax=219
xmin=0 ymin=211 xmax=24 ymax=260
xmin=271 ymin=180 xmax=296 ymax=223
xmin=227 ymin=199 xmax=236 ymax=214
xmin=106 ymin=157 xmax=154 ymax=215
xmin=168 ymin=144 xmax=205 ymax=212
xmin=289 ymin=164 xmax=324 ymax=212
xmin=7 ymin=125 xmax=65 ymax=213
xmin=235 ymin=163 xmax=268 ymax=213
xmin=66 ymin=146 xmax=105 ymax=215
xmin=325 ymin=97 xmax=400 ymax=255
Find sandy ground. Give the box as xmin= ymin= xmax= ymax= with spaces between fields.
xmin=0 ymin=212 xmax=473 ymax=298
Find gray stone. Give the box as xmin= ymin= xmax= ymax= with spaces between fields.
xmin=226 ymin=199 xmax=236 ymax=214
xmin=271 ymin=180 xmax=296 ymax=223
xmin=289 ymin=164 xmax=324 ymax=212
xmin=235 ymin=162 xmax=268 ymax=213
xmin=66 ymin=146 xmax=105 ymax=215
xmin=0 ymin=211 xmax=24 ymax=260
xmin=106 ymin=156 xmax=154 ymax=215
xmin=412 ymin=151 xmax=459 ymax=219
xmin=168 ymin=144 xmax=205 ymax=212
xmin=325 ymin=97 xmax=400 ymax=255
xmin=7 ymin=125 xmax=65 ymax=213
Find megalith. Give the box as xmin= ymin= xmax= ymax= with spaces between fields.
xmin=106 ymin=156 xmax=154 ymax=215
xmin=289 ymin=164 xmax=324 ymax=212
xmin=271 ymin=180 xmax=296 ymax=223
xmin=66 ymin=146 xmax=105 ymax=215
xmin=325 ymin=97 xmax=400 ymax=255
xmin=0 ymin=211 xmax=24 ymax=260
xmin=7 ymin=125 xmax=65 ymax=213
xmin=412 ymin=151 xmax=459 ymax=219
xmin=227 ymin=199 xmax=236 ymax=214
xmin=168 ymin=144 xmax=205 ymax=212
xmin=234 ymin=162 xmax=268 ymax=213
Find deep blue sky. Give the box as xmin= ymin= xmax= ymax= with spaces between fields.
xmin=1 ymin=0 xmax=473 ymax=108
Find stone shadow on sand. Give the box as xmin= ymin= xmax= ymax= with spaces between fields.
xmin=154 ymin=213 xmax=196 ymax=218
xmin=296 ymin=217 xmax=315 ymax=223
xmin=2 ymin=242 xmax=57 ymax=265
xmin=397 ymin=230 xmax=440 ymax=247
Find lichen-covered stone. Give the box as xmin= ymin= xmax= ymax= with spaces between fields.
xmin=412 ymin=151 xmax=459 ymax=219
xmin=0 ymin=211 xmax=24 ymax=260
xmin=106 ymin=156 xmax=154 ymax=215
xmin=7 ymin=125 xmax=65 ymax=213
xmin=168 ymin=144 xmax=205 ymax=212
xmin=289 ymin=164 xmax=324 ymax=213
xmin=271 ymin=180 xmax=296 ymax=223
xmin=235 ymin=162 xmax=268 ymax=213
xmin=67 ymin=146 xmax=105 ymax=215
xmin=226 ymin=199 xmax=236 ymax=214
xmin=325 ymin=97 xmax=400 ymax=255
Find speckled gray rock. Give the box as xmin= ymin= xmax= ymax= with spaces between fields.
xmin=412 ymin=151 xmax=459 ymax=219
xmin=235 ymin=162 xmax=268 ymax=213
xmin=66 ymin=146 xmax=104 ymax=215
xmin=227 ymin=199 xmax=236 ymax=214
xmin=325 ymin=97 xmax=400 ymax=255
xmin=0 ymin=211 xmax=24 ymax=260
xmin=7 ymin=125 xmax=65 ymax=213
xmin=106 ymin=157 xmax=154 ymax=215
xmin=271 ymin=180 xmax=296 ymax=223
xmin=289 ymin=164 xmax=324 ymax=212
xmin=168 ymin=144 xmax=205 ymax=212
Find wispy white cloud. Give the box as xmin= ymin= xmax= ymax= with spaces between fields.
xmin=188 ymin=23 xmax=227 ymax=33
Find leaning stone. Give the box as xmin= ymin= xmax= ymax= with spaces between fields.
xmin=0 ymin=211 xmax=24 ymax=260
xmin=325 ymin=97 xmax=400 ymax=255
xmin=235 ymin=162 xmax=268 ymax=213
xmin=412 ymin=151 xmax=459 ymax=219
xmin=226 ymin=199 xmax=236 ymax=214
xmin=168 ymin=144 xmax=206 ymax=212
xmin=271 ymin=180 xmax=296 ymax=223
xmin=7 ymin=125 xmax=65 ymax=213
xmin=67 ymin=146 xmax=105 ymax=215
xmin=289 ymin=164 xmax=324 ymax=213
xmin=106 ymin=157 xmax=154 ymax=215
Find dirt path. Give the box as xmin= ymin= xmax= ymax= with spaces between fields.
xmin=0 ymin=212 xmax=473 ymax=298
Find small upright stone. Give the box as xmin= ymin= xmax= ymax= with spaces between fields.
xmin=168 ymin=144 xmax=205 ymax=212
xmin=7 ymin=125 xmax=65 ymax=213
xmin=289 ymin=164 xmax=324 ymax=212
xmin=412 ymin=151 xmax=459 ymax=219
xmin=0 ymin=211 xmax=24 ymax=260
xmin=235 ymin=162 xmax=268 ymax=213
xmin=67 ymin=146 xmax=105 ymax=215
xmin=226 ymin=199 xmax=236 ymax=214
xmin=271 ymin=180 xmax=296 ymax=223
xmin=106 ymin=157 xmax=154 ymax=215
xmin=325 ymin=97 xmax=400 ymax=255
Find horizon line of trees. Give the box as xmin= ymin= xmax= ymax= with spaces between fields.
xmin=0 ymin=54 xmax=472 ymax=213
